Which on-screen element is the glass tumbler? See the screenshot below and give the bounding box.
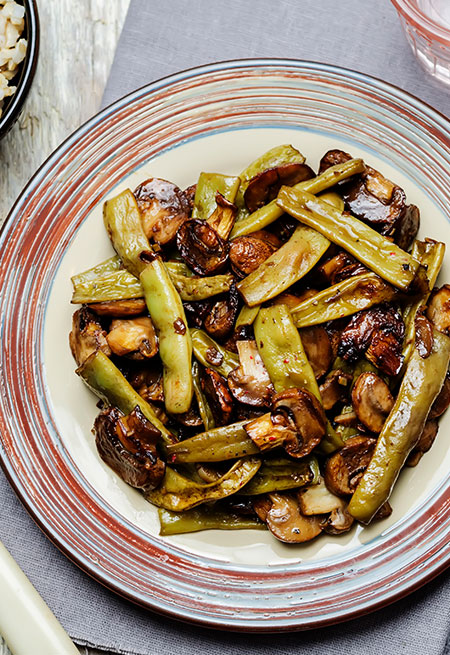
[391,0,450,85]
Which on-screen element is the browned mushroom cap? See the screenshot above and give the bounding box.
[248,230,281,249]
[372,501,393,521]
[182,300,212,329]
[134,178,190,246]
[129,366,164,404]
[299,326,333,379]
[228,341,275,407]
[272,388,327,458]
[406,419,439,467]
[206,192,238,240]
[317,251,367,286]
[319,150,419,248]
[351,372,394,433]
[324,435,377,497]
[426,285,450,335]
[204,286,239,341]
[94,406,164,491]
[319,369,352,411]
[183,183,196,214]
[201,368,234,426]
[322,507,354,534]
[106,317,158,359]
[244,163,315,213]
[429,373,450,419]
[172,405,203,428]
[87,298,147,317]
[414,311,434,359]
[229,235,278,278]
[69,306,111,366]
[253,493,322,543]
[338,305,405,376]
[176,219,229,276]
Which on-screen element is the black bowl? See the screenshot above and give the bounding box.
[0,0,39,140]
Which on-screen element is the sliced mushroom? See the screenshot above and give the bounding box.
[319,369,352,411]
[182,299,212,329]
[229,234,278,278]
[414,311,434,359]
[106,317,158,359]
[426,285,450,335]
[94,405,165,490]
[272,388,327,458]
[172,404,203,428]
[351,372,394,433]
[129,366,164,404]
[244,412,295,451]
[406,419,439,467]
[201,368,234,426]
[429,373,450,419]
[319,149,419,248]
[324,435,377,497]
[253,493,322,543]
[87,298,147,317]
[69,306,111,366]
[134,177,190,246]
[338,305,405,376]
[204,286,239,340]
[322,507,355,534]
[372,501,393,521]
[317,251,367,286]
[183,183,196,214]
[228,340,274,407]
[206,192,238,239]
[244,163,315,213]
[176,219,228,276]
[299,326,333,379]
[298,477,346,515]
[248,230,281,249]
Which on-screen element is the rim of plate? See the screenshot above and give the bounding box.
[1,58,450,631]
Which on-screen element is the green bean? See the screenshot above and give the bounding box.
[277,187,421,291]
[254,305,321,397]
[158,507,265,535]
[140,263,193,414]
[235,304,260,329]
[76,350,176,445]
[291,273,396,328]
[348,328,450,524]
[240,456,319,495]
[192,172,240,221]
[71,264,233,304]
[190,328,239,378]
[237,225,330,306]
[71,269,143,304]
[230,158,365,237]
[71,255,122,286]
[146,457,261,511]
[401,239,445,368]
[103,190,150,278]
[167,421,260,462]
[318,191,345,212]
[192,361,215,430]
[234,144,306,220]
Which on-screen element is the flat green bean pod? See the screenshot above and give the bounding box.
[190,328,239,378]
[349,329,450,523]
[277,187,421,291]
[291,273,396,328]
[158,507,265,535]
[167,421,259,463]
[192,172,240,220]
[240,456,319,495]
[146,457,261,511]
[76,350,176,445]
[231,158,365,237]
[237,225,330,306]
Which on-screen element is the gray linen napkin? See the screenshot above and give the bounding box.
[2,0,450,654]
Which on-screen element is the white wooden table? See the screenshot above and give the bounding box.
[0,1,130,653]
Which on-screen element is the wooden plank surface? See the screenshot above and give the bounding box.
[0,1,130,653]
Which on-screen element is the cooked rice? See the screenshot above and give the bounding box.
[0,0,27,118]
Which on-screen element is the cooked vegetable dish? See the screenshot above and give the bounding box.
[70,144,450,543]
